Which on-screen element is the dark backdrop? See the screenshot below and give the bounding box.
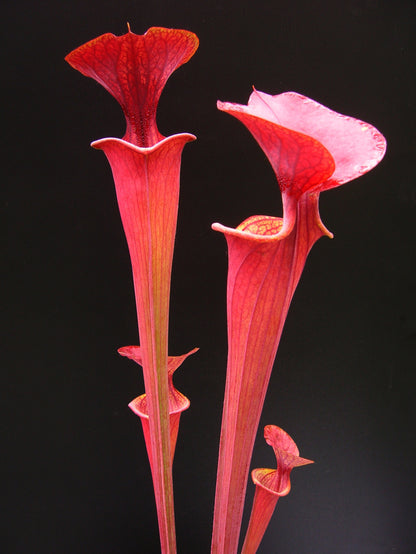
[3,1,415,553]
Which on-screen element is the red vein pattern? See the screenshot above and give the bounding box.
[211,90,386,554]
[118,346,198,469]
[241,426,313,554]
[66,27,198,554]
[66,27,198,146]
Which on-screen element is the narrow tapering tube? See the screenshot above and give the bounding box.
[211,89,386,554]
[211,199,329,554]
[65,27,199,554]
[241,426,313,554]
[92,134,194,553]
[118,346,198,469]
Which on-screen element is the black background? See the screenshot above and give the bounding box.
[3,1,416,553]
